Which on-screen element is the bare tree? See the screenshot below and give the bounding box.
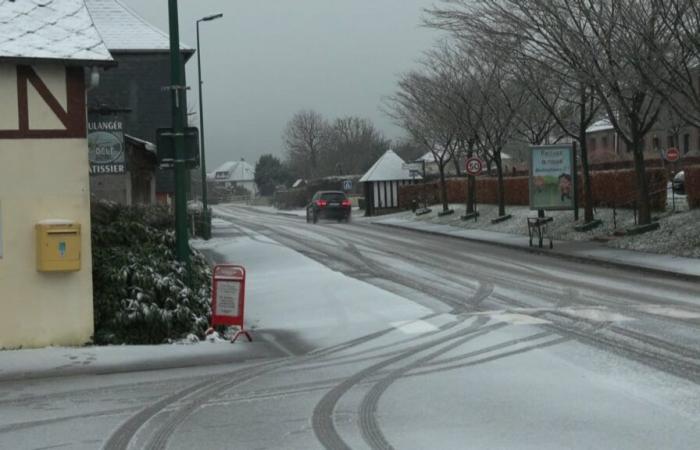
[514,61,600,223]
[466,47,527,218]
[427,0,672,225]
[647,0,700,127]
[385,70,458,213]
[283,109,328,179]
[424,43,484,214]
[323,117,390,175]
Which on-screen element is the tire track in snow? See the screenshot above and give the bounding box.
[311,318,499,450]
[357,324,509,450]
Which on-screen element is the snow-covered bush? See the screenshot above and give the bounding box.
[91,202,211,345]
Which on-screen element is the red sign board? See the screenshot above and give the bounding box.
[211,265,251,342]
[665,147,681,162]
[465,157,485,176]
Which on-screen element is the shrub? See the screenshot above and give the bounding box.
[91,202,211,345]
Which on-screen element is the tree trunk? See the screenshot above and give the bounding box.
[578,135,595,223]
[494,152,506,217]
[439,164,449,212]
[631,138,652,225]
[467,176,476,213]
[452,155,462,177]
[466,147,476,213]
[579,88,595,223]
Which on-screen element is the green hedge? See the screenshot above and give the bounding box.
[91,202,211,345]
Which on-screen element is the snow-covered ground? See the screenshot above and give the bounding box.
[244,205,308,217]
[197,214,433,351]
[0,216,432,381]
[373,198,699,259]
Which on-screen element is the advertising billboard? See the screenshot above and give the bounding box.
[88,115,125,175]
[529,144,576,210]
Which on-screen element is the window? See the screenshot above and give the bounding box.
[684,134,690,154]
[589,137,596,152]
[653,136,660,150]
[601,136,609,151]
[667,135,675,149]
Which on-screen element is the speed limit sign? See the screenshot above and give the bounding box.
[465,157,485,176]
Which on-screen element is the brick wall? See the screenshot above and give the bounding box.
[685,166,700,208]
[399,168,668,211]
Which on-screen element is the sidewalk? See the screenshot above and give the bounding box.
[0,340,279,383]
[373,217,700,280]
[1,215,433,383]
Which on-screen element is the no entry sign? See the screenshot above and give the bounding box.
[465,157,485,176]
[211,265,252,342]
[665,147,681,162]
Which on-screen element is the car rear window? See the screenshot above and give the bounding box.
[321,192,346,202]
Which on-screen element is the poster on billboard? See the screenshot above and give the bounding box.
[88,115,125,175]
[529,144,576,210]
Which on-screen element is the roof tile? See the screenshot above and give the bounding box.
[85,0,192,52]
[0,0,112,63]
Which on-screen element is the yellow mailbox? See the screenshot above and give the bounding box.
[36,221,81,272]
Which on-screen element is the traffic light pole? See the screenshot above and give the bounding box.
[167,0,190,269]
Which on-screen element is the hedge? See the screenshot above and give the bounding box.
[91,202,212,345]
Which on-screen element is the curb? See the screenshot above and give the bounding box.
[0,345,279,384]
[373,221,700,282]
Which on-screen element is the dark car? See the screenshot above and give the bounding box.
[672,171,685,195]
[306,191,352,223]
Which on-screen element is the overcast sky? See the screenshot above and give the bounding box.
[120,0,440,170]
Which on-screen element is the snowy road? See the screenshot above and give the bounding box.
[2,205,700,449]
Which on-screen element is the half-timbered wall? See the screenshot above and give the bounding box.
[0,63,94,349]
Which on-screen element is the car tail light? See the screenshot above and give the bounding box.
[341,199,352,208]
[316,199,327,207]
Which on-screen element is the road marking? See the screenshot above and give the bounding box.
[391,320,439,335]
[558,307,634,322]
[636,305,700,320]
[488,313,551,325]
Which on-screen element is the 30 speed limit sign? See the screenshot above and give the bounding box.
[465,157,485,176]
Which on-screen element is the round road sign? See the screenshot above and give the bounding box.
[465,157,485,176]
[665,147,680,162]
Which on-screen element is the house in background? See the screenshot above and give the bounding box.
[0,0,113,348]
[360,150,420,216]
[586,116,700,163]
[209,159,258,195]
[85,0,195,205]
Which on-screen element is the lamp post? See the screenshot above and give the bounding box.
[196,13,223,240]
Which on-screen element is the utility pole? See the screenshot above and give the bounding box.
[196,13,223,240]
[167,0,190,269]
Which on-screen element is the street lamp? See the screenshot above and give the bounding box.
[196,12,223,240]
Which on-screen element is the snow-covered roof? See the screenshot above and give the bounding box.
[360,150,418,182]
[0,0,113,64]
[85,0,193,52]
[587,118,614,133]
[210,160,255,182]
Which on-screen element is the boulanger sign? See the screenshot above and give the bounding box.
[88,116,125,175]
[529,144,576,210]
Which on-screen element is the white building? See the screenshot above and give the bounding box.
[360,150,420,216]
[209,159,257,195]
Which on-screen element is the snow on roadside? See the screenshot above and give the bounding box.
[608,209,700,258]
[246,205,307,217]
[195,220,433,350]
[374,203,699,259]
